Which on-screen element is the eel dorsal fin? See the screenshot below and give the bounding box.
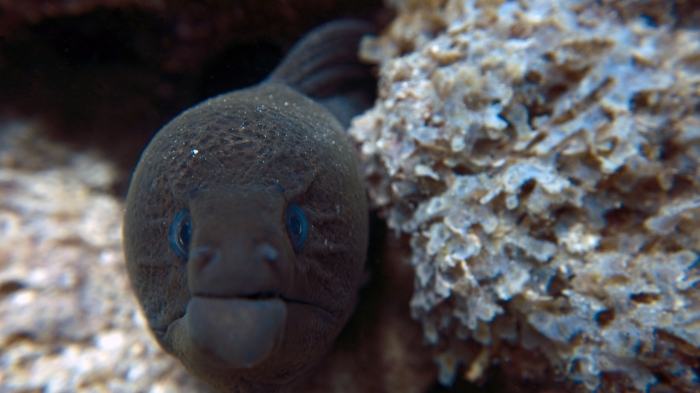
[265,19,377,128]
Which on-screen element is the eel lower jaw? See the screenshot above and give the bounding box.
[164,296,287,371]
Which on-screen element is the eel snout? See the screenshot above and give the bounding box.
[169,224,294,370]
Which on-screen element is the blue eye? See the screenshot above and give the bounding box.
[170,209,191,258]
[285,203,308,252]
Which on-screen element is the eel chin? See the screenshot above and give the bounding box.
[165,297,287,371]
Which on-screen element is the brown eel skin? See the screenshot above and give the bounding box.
[123,20,378,392]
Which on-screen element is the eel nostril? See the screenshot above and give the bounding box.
[257,243,278,262]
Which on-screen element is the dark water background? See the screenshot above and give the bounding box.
[0,0,386,193]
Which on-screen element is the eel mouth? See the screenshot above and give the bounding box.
[163,292,332,371]
[164,295,287,370]
[243,291,279,300]
[193,291,281,301]
[193,291,332,317]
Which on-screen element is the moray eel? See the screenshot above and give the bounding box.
[123,21,373,392]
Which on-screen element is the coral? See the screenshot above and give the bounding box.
[0,121,213,392]
[350,0,700,391]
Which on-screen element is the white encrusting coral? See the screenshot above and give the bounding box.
[351,0,700,391]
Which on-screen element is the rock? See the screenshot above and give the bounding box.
[350,0,700,391]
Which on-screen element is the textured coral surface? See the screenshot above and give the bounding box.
[0,121,214,392]
[351,0,700,391]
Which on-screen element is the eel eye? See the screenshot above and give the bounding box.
[170,209,191,258]
[285,203,308,252]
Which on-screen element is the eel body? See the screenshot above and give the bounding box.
[123,20,373,392]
